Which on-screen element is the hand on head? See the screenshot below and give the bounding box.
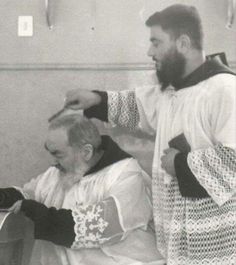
[64,89,102,110]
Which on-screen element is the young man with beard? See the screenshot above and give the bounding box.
[0,114,164,265]
[64,4,236,265]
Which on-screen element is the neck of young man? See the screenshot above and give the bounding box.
[182,50,206,78]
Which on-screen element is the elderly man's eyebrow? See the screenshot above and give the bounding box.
[150,37,157,42]
[150,37,162,43]
[44,143,61,156]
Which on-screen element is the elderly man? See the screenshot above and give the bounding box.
[64,4,236,265]
[0,114,164,265]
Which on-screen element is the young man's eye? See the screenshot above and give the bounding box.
[56,154,64,159]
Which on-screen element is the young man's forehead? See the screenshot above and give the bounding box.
[150,25,172,42]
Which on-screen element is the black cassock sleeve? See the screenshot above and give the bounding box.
[21,199,76,248]
[0,188,24,208]
[84,90,108,122]
[174,153,209,198]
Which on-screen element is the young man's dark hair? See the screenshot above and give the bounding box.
[145,4,204,50]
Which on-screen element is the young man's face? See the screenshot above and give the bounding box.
[45,128,84,175]
[147,25,186,88]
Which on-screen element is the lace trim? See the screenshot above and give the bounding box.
[152,173,236,262]
[108,90,140,130]
[188,144,236,206]
[71,203,109,249]
[168,254,236,265]
[185,211,236,233]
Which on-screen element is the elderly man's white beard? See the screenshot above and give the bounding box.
[59,169,85,190]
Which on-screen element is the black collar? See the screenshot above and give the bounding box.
[85,135,132,176]
[173,58,236,90]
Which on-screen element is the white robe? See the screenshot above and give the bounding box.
[107,73,236,265]
[21,157,164,265]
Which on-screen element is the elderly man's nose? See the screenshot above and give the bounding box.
[53,157,58,164]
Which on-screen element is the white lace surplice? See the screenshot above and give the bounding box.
[107,73,236,265]
[138,74,236,265]
[22,158,164,265]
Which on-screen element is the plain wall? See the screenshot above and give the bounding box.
[0,0,235,64]
[0,0,235,188]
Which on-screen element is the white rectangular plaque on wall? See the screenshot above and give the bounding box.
[18,16,33,37]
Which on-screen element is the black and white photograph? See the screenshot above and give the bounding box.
[0,1,235,264]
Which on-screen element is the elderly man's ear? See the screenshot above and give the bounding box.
[82,144,94,161]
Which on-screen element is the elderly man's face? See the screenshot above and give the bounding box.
[147,25,186,89]
[45,128,84,175]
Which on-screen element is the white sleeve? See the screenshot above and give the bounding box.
[107,170,152,233]
[71,197,124,249]
[209,75,236,149]
[71,166,152,249]
[11,174,43,200]
[187,75,236,206]
[20,175,42,199]
[21,167,57,201]
[188,144,236,206]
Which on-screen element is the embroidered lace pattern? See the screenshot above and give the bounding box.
[187,144,236,206]
[167,254,236,265]
[106,89,236,264]
[152,148,236,264]
[71,203,109,249]
[107,90,140,130]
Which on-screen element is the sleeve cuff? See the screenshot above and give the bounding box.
[84,90,108,122]
[21,199,47,219]
[21,200,75,248]
[0,188,24,208]
[174,152,209,198]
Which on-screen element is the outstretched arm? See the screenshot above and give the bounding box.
[65,89,140,131]
[4,162,152,249]
[0,186,123,248]
[8,197,125,249]
[65,86,159,133]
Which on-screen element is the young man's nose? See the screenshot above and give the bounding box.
[147,46,155,57]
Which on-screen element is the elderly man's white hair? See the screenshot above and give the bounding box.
[49,114,102,150]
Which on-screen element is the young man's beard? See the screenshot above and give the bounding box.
[156,47,186,90]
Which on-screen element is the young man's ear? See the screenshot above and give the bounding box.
[82,144,94,161]
[176,34,191,53]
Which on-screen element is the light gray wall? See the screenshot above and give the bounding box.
[0,0,235,187]
[0,0,235,64]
